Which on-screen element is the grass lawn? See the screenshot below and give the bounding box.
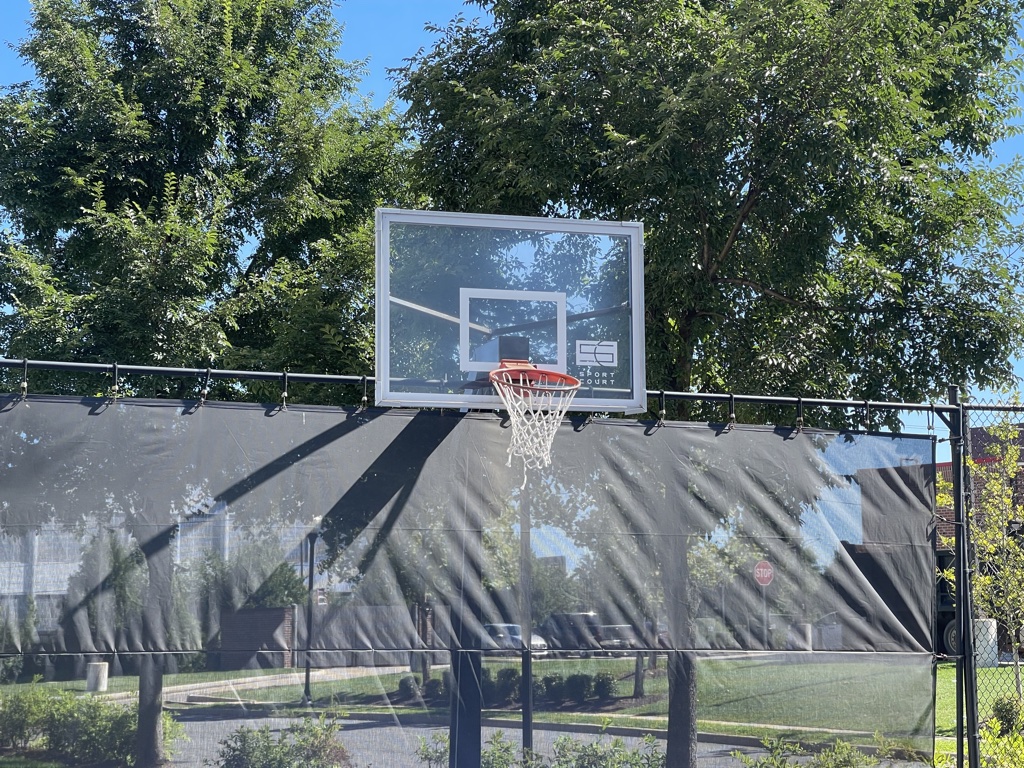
[223,655,938,750]
[5,655,994,749]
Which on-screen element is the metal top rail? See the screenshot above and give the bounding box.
[0,357,963,414]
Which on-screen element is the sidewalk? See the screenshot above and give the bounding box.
[98,664,410,706]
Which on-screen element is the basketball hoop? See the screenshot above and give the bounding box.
[489,360,580,481]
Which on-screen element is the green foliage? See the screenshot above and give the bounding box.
[0,682,181,764]
[542,673,566,704]
[210,715,352,768]
[423,676,445,702]
[494,667,522,705]
[0,0,406,400]
[549,733,665,768]
[244,562,307,609]
[417,730,665,768]
[400,0,1024,415]
[0,681,51,748]
[593,672,616,700]
[564,673,593,705]
[416,732,450,768]
[993,695,1023,736]
[399,674,421,699]
[735,738,880,768]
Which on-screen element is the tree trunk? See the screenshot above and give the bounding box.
[662,515,697,768]
[134,510,176,767]
[633,651,646,698]
[136,653,165,767]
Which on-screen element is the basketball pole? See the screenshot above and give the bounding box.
[520,478,534,755]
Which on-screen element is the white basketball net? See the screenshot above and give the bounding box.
[490,366,580,480]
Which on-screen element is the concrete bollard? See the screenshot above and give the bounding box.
[86,661,108,693]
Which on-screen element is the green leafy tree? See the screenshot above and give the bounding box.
[942,423,1024,701]
[0,0,407,402]
[0,3,405,764]
[399,0,1024,421]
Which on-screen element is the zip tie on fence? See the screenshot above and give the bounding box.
[281,371,289,410]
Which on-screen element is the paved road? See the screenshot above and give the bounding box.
[166,711,765,767]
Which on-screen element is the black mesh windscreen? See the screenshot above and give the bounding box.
[0,395,936,765]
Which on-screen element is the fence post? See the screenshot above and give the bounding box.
[950,387,980,768]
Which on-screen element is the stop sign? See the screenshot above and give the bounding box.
[754,560,774,587]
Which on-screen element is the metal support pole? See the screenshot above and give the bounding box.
[520,482,534,756]
[949,387,980,768]
[303,531,316,706]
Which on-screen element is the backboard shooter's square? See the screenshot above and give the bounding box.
[376,208,645,412]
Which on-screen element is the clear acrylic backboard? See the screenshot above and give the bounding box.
[375,209,646,412]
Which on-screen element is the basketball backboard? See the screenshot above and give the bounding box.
[375,209,646,412]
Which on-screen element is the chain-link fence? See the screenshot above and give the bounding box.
[960,400,1024,766]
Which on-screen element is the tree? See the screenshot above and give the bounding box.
[944,423,1024,700]
[0,2,405,764]
[398,0,1024,421]
[0,0,407,402]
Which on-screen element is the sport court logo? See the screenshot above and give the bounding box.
[576,340,618,367]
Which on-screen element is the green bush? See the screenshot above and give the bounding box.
[734,738,878,768]
[45,695,137,765]
[564,673,593,705]
[0,654,24,683]
[0,681,53,748]
[0,681,181,765]
[550,733,665,767]
[542,674,565,704]
[210,715,351,768]
[593,672,616,700]
[495,667,521,705]
[993,695,1022,736]
[423,676,445,702]
[399,674,421,699]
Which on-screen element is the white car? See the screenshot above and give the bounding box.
[483,623,549,656]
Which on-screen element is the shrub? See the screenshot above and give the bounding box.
[550,733,665,767]
[564,673,593,705]
[399,675,421,700]
[423,676,445,702]
[733,736,805,768]
[495,667,521,705]
[0,654,24,684]
[542,674,565,704]
[287,715,354,768]
[993,695,1022,736]
[210,715,351,768]
[43,692,182,766]
[0,681,54,748]
[417,732,450,768]
[593,672,616,700]
[807,740,877,768]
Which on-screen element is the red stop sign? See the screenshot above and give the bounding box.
[754,560,774,587]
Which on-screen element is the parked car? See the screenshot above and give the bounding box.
[540,612,603,657]
[482,623,548,656]
[600,624,640,655]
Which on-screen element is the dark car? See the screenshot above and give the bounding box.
[541,612,603,657]
[600,624,640,655]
